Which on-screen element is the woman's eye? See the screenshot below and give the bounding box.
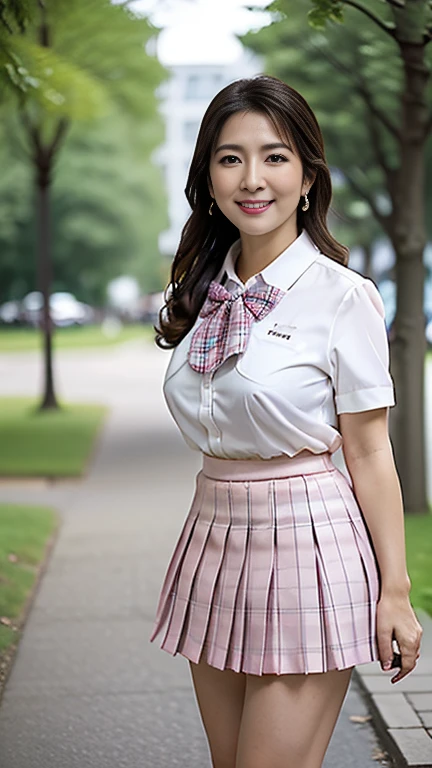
[219,154,287,165]
[219,155,239,164]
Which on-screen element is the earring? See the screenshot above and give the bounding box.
[302,192,309,212]
[209,200,214,216]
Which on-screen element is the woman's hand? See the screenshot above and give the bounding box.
[376,593,423,683]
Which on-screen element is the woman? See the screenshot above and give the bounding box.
[149,75,423,768]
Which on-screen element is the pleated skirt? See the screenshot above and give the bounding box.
[149,450,381,675]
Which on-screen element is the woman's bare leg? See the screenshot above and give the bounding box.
[189,657,246,768]
[235,666,354,768]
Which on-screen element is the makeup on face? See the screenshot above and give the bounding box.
[208,112,305,239]
[235,200,275,215]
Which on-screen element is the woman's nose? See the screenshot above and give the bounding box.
[241,161,266,191]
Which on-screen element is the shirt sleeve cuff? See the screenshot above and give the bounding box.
[335,386,396,414]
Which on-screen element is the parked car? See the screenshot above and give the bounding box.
[50,292,94,327]
[0,300,21,325]
[20,291,94,327]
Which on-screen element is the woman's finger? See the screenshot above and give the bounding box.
[390,625,423,683]
[376,603,394,670]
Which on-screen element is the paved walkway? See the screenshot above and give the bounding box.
[0,341,430,767]
[356,612,432,767]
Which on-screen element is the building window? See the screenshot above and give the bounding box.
[185,73,224,100]
[185,74,200,99]
[183,120,200,143]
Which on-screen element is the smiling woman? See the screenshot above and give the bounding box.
[155,75,346,346]
[208,111,314,279]
[149,75,422,768]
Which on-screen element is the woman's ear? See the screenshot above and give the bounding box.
[304,171,317,190]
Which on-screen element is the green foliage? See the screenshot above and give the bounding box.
[307,0,345,29]
[0,0,33,34]
[0,106,168,302]
[3,38,109,119]
[39,0,164,119]
[1,0,165,117]
[0,0,170,303]
[239,1,408,254]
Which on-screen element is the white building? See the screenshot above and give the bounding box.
[154,50,263,258]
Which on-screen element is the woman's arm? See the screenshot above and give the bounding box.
[339,407,423,683]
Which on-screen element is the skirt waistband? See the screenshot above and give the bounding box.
[201,450,335,481]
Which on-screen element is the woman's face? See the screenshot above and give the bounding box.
[208,110,313,238]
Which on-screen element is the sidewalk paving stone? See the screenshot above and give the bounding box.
[355,609,432,767]
[359,675,432,694]
[407,694,432,711]
[388,728,432,768]
[371,694,424,728]
[419,713,432,728]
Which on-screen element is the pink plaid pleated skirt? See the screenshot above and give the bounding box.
[149,450,381,675]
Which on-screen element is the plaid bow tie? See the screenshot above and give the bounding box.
[187,279,285,374]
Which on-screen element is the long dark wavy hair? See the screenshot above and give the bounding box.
[154,74,349,349]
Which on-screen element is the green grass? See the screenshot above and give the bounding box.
[0,503,58,652]
[0,398,106,476]
[0,323,155,352]
[405,511,432,617]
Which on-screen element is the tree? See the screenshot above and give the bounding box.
[0,0,168,409]
[0,109,168,305]
[243,0,432,514]
[0,1,32,33]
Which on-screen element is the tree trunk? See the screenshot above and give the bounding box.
[390,244,427,514]
[36,156,58,411]
[362,242,373,279]
[388,40,429,514]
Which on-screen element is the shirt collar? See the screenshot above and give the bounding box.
[214,229,321,292]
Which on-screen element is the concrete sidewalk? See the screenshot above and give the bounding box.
[356,610,432,767]
[0,341,429,767]
[0,403,212,768]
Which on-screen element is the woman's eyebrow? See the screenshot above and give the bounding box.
[214,142,292,154]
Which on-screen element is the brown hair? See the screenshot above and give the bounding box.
[155,74,349,349]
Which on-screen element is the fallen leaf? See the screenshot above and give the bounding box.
[349,714,372,723]
[0,617,11,626]
[372,747,388,761]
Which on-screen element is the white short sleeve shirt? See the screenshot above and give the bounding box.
[162,229,396,460]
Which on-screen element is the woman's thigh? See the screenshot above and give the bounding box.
[236,666,354,768]
[189,658,246,768]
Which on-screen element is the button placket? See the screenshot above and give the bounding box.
[199,371,222,444]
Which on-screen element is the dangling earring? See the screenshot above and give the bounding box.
[302,191,309,212]
[209,200,214,216]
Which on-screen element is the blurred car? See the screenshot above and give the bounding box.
[50,292,94,327]
[0,300,21,325]
[20,291,94,327]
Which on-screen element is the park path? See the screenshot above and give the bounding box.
[0,339,423,767]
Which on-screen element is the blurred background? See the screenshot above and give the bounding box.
[0,4,431,765]
[1,0,431,342]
